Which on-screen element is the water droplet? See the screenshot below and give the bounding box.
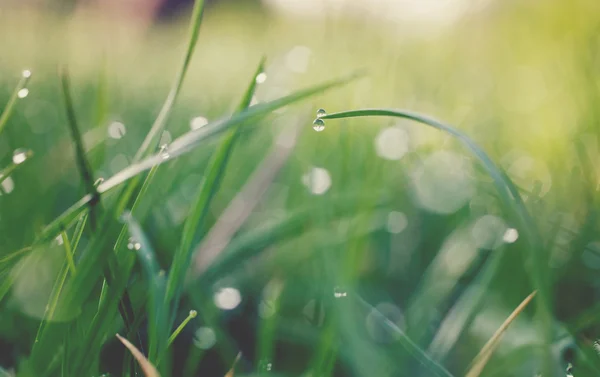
[214,287,241,310]
[193,327,217,349]
[12,148,30,165]
[22,69,32,78]
[502,228,519,243]
[258,359,273,372]
[108,121,126,139]
[1,176,15,194]
[17,88,29,99]
[160,144,170,160]
[94,177,104,187]
[387,211,408,234]
[190,116,208,130]
[301,167,331,195]
[255,72,267,84]
[316,108,327,118]
[333,287,347,298]
[312,118,325,132]
[127,237,141,251]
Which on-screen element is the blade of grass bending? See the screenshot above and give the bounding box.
[320,108,553,370]
[35,195,91,244]
[465,291,537,377]
[0,70,32,137]
[60,67,100,227]
[97,71,363,195]
[134,0,206,161]
[60,230,76,275]
[122,211,167,364]
[354,295,455,377]
[0,149,33,186]
[194,191,389,284]
[165,57,266,310]
[117,334,160,377]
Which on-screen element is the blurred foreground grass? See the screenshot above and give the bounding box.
[1,0,600,376]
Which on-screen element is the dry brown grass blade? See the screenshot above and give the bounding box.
[116,333,160,377]
[465,291,537,377]
[224,352,242,377]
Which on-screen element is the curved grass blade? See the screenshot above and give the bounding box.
[60,67,100,226]
[165,57,266,310]
[465,291,537,377]
[34,195,91,244]
[0,70,32,137]
[354,295,455,377]
[320,108,553,370]
[116,333,160,377]
[134,0,206,161]
[97,71,363,195]
[122,211,167,363]
[0,149,33,186]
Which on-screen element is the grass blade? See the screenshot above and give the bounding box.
[165,57,266,309]
[122,211,167,363]
[97,71,363,195]
[133,0,206,161]
[0,70,32,137]
[320,108,553,370]
[117,333,160,377]
[0,149,33,186]
[465,291,537,377]
[60,67,100,226]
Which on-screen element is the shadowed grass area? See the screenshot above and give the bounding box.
[1,1,600,376]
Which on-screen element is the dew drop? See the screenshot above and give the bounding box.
[214,287,241,310]
[333,286,347,298]
[502,228,519,244]
[312,118,325,132]
[127,237,141,251]
[12,148,30,165]
[94,177,104,187]
[1,176,15,194]
[160,144,170,160]
[17,88,29,99]
[316,108,327,118]
[255,72,267,84]
[22,69,32,78]
[258,359,273,372]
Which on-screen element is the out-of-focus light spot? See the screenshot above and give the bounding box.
[127,237,141,251]
[109,154,129,174]
[193,327,216,350]
[214,287,241,310]
[108,121,126,139]
[302,167,331,195]
[55,234,64,245]
[386,211,408,234]
[285,45,312,73]
[410,151,475,214]
[502,228,519,244]
[333,286,347,298]
[582,242,600,269]
[17,88,29,98]
[1,176,15,194]
[190,116,208,130]
[471,215,507,250]
[503,151,552,197]
[12,148,30,165]
[22,69,31,78]
[441,231,477,276]
[375,126,409,160]
[366,302,405,343]
[255,72,267,84]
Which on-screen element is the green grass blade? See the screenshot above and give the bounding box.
[122,211,167,364]
[34,196,91,244]
[0,70,32,137]
[133,0,206,162]
[60,230,76,275]
[320,108,553,370]
[165,57,266,308]
[0,149,33,186]
[354,295,455,377]
[97,71,363,195]
[60,67,100,225]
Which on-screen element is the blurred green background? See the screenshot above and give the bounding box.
[1,0,600,376]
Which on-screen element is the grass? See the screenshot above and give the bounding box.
[1,0,600,376]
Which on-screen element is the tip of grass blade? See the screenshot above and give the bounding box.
[116,333,160,377]
[224,352,242,377]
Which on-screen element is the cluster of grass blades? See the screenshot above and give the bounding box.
[2,1,598,377]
